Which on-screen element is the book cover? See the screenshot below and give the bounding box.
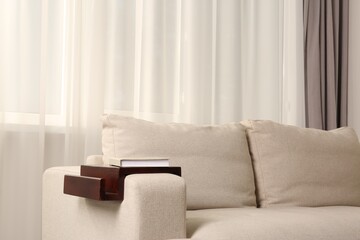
[108,157,170,167]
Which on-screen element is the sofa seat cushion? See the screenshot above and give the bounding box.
[186,207,360,240]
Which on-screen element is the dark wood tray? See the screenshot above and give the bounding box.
[64,165,181,201]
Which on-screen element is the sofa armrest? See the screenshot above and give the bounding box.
[43,167,186,240]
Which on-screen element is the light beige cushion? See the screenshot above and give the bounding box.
[186,207,360,240]
[242,120,360,207]
[102,114,256,209]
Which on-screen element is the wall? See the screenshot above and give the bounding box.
[349,0,360,134]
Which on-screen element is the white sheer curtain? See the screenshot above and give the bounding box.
[0,0,304,239]
[105,0,304,125]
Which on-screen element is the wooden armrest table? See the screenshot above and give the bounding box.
[64,165,181,201]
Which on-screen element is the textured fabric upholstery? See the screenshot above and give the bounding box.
[242,120,360,207]
[44,119,360,240]
[187,207,360,240]
[42,167,186,240]
[102,115,256,209]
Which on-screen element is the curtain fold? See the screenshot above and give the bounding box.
[0,1,305,240]
[304,0,349,130]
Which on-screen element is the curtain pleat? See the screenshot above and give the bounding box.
[304,0,349,130]
[282,0,305,126]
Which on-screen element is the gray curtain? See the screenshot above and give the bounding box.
[303,0,349,130]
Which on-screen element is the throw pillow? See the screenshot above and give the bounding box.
[102,115,256,209]
[242,120,360,207]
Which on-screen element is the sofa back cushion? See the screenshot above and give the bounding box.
[242,120,360,207]
[102,115,256,209]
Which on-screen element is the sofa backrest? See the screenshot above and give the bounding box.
[102,115,257,210]
[242,120,360,207]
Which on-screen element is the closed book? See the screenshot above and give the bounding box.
[108,157,170,167]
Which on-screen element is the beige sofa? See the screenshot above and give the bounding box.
[43,115,360,240]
